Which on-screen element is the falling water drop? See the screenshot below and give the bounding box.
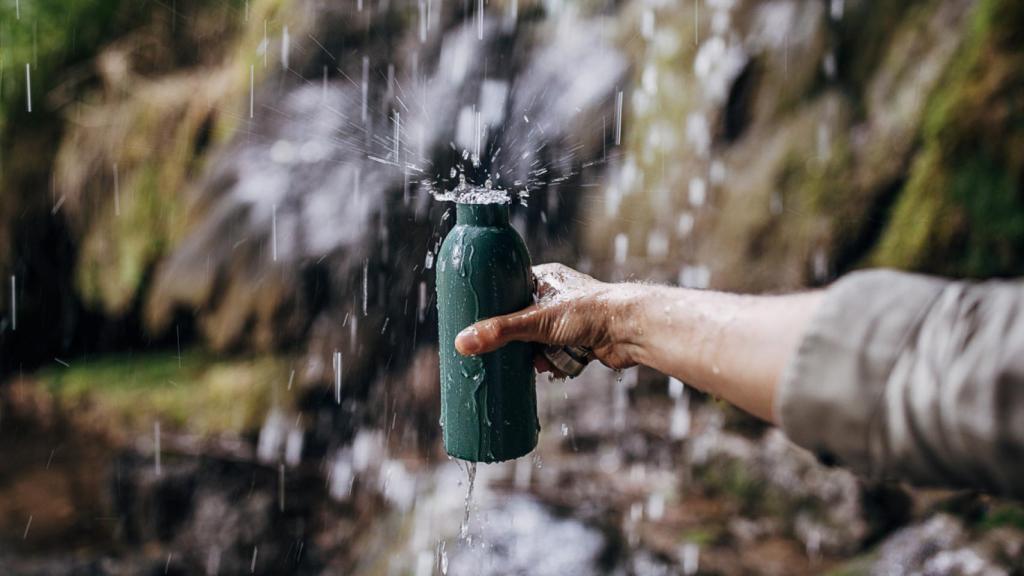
[830,0,845,20]
[688,177,706,207]
[25,63,32,113]
[477,0,484,40]
[271,204,278,262]
[694,0,700,46]
[417,281,428,322]
[362,260,369,316]
[613,370,629,430]
[333,351,343,405]
[249,64,255,118]
[387,64,395,101]
[418,0,428,43]
[394,111,401,161]
[322,65,328,102]
[614,233,628,266]
[281,26,290,70]
[154,421,162,476]
[460,462,477,541]
[361,57,369,124]
[614,90,623,146]
[669,377,691,439]
[682,542,700,575]
[439,540,449,574]
[262,20,268,68]
[350,313,357,352]
[474,107,483,163]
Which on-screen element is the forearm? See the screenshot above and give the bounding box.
[618,285,824,422]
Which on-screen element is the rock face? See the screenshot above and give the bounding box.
[585,0,1008,292]
[35,0,629,395]
[2,0,1024,574]
[0,0,1021,380]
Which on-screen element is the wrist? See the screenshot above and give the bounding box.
[604,283,657,363]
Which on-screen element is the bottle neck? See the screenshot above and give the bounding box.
[456,203,510,227]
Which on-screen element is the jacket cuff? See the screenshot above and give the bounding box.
[775,269,945,475]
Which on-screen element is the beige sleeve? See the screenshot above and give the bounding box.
[776,269,1024,498]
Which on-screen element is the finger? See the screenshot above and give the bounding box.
[534,354,553,373]
[455,305,548,356]
[533,354,569,379]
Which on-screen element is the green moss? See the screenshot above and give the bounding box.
[39,351,292,436]
[0,0,125,124]
[75,164,167,312]
[679,527,723,547]
[823,552,878,576]
[694,456,798,518]
[870,0,1024,277]
[978,503,1024,532]
[869,148,952,270]
[59,0,294,316]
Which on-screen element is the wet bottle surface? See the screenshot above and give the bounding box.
[436,202,539,462]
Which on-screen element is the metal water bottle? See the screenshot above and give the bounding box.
[436,200,539,462]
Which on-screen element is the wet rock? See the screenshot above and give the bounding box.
[448,494,608,576]
[871,514,971,575]
[690,426,869,556]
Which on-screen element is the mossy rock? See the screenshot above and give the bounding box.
[38,351,293,437]
[977,502,1024,533]
[53,0,295,317]
[870,0,1024,278]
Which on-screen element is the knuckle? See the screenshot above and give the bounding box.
[485,318,506,340]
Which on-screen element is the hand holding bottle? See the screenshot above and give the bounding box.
[455,262,822,423]
[455,263,644,375]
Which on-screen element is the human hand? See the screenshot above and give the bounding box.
[453,263,642,374]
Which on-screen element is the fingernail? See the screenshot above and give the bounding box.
[456,327,481,355]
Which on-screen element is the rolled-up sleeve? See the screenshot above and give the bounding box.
[777,269,1024,498]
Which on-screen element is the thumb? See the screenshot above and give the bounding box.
[454,305,548,356]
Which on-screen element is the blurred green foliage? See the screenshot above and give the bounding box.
[978,502,1024,532]
[872,0,1024,277]
[39,351,292,435]
[0,0,126,124]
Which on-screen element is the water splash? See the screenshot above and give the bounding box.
[438,540,449,574]
[459,461,478,543]
[430,172,511,205]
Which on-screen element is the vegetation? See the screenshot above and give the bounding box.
[871,0,1024,277]
[38,351,293,436]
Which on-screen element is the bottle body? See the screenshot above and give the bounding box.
[436,203,538,462]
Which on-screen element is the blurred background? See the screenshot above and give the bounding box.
[0,0,1022,573]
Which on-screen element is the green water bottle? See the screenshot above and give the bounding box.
[436,200,539,462]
